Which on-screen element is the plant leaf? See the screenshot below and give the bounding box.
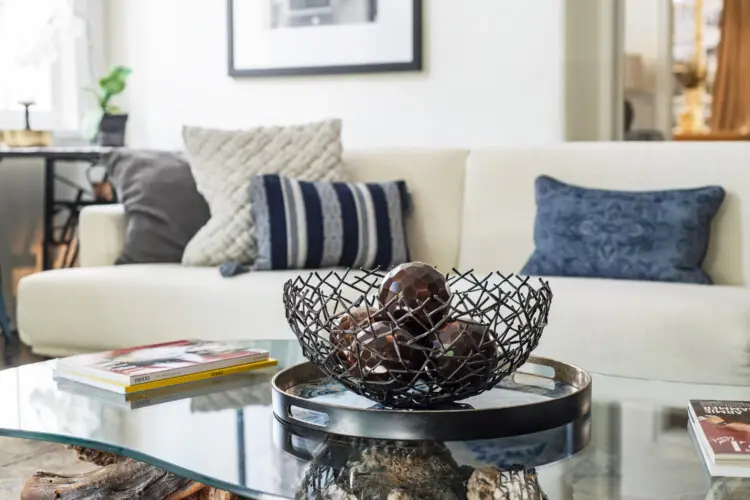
[111,66,133,77]
[99,66,132,97]
[101,79,125,96]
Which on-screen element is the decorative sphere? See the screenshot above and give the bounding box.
[330,306,380,364]
[429,320,496,388]
[378,262,451,329]
[347,321,420,386]
[331,307,379,343]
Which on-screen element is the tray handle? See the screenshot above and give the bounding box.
[286,403,332,428]
[519,359,556,378]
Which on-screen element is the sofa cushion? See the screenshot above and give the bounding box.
[533,276,750,385]
[343,150,468,272]
[250,175,411,270]
[106,149,210,264]
[18,266,750,385]
[460,144,749,285]
[80,149,470,270]
[18,265,314,355]
[182,120,345,267]
[522,175,725,284]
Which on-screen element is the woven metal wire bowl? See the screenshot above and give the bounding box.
[283,268,553,409]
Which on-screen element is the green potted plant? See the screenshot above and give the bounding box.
[85,66,132,146]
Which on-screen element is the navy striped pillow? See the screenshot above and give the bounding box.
[250,175,411,270]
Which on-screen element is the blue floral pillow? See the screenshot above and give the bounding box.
[521,176,725,284]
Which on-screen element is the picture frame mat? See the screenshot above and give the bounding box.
[228,0,423,77]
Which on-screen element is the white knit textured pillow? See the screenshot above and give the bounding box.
[181,119,344,266]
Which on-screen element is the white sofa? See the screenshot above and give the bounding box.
[17,143,750,384]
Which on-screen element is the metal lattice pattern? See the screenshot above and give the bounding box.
[283,268,553,408]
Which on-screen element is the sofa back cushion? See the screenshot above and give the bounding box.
[459,143,749,285]
[343,149,468,272]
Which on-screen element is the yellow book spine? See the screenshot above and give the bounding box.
[124,358,278,393]
[63,359,278,394]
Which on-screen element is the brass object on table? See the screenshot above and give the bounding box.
[0,129,52,147]
[0,101,53,147]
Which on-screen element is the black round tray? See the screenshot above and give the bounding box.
[271,356,591,441]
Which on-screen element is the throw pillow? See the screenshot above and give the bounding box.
[521,175,725,284]
[250,175,411,270]
[106,149,210,264]
[181,119,344,266]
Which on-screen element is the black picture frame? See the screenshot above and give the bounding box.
[227,0,423,77]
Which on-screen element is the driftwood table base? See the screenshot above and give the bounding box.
[21,446,245,500]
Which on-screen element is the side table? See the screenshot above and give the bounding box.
[0,146,116,270]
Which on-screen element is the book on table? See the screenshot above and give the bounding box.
[689,400,750,478]
[56,370,275,409]
[54,339,275,394]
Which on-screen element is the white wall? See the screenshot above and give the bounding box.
[106,0,566,150]
[623,0,672,135]
[564,0,623,141]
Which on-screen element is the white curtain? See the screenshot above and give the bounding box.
[7,0,83,66]
[0,0,85,111]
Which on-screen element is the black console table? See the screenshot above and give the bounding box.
[0,146,115,270]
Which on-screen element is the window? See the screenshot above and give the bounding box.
[0,0,82,130]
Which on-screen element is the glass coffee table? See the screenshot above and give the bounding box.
[2,339,750,499]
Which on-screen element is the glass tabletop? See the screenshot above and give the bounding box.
[2,339,750,499]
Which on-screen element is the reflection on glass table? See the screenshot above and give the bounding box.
[2,339,750,498]
[277,413,588,499]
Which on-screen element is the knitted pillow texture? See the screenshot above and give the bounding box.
[181,119,344,266]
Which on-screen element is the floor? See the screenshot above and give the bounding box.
[0,335,88,498]
[0,437,97,498]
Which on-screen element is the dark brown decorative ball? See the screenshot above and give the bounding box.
[429,320,496,388]
[378,262,451,329]
[331,307,379,344]
[330,307,380,364]
[347,321,420,386]
[394,314,434,344]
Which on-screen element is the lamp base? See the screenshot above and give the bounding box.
[0,130,52,148]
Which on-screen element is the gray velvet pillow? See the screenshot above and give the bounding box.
[106,149,210,264]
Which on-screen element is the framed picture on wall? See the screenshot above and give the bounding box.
[227,0,423,77]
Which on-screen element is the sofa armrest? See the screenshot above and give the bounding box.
[79,205,127,267]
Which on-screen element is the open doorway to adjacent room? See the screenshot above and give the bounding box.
[622,0,750,141]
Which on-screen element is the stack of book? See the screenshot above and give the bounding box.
[689,399,750,478]
[54,340,277,408]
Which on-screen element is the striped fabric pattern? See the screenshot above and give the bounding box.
[250,175,411,270]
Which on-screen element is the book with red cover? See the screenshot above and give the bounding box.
[57,340,269,386]
[689,400,750,464]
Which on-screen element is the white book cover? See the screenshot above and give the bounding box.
[55,372,272,410]
[56,339,269,386]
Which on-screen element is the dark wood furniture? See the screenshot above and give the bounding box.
[673,130,750,141]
